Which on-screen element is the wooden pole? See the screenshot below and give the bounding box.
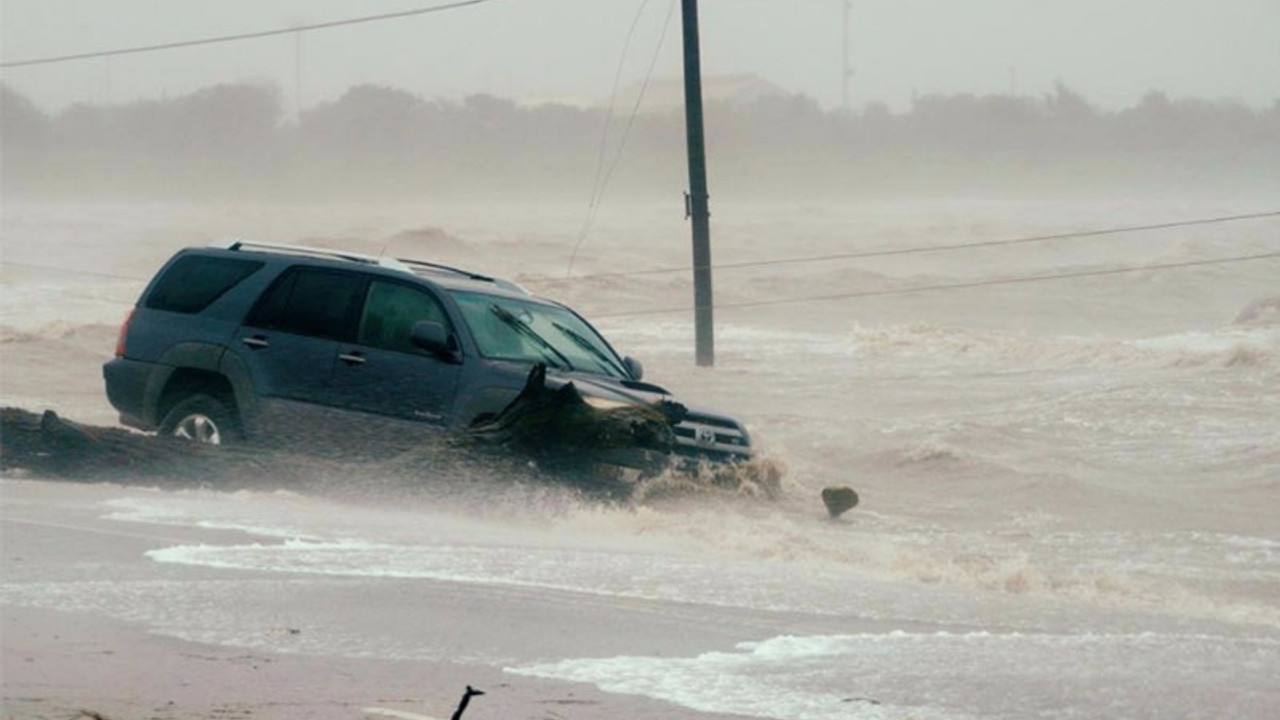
[842,1,851,108]
[681,0,714,367]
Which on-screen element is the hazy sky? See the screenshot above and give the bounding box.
[3,0,1277,114]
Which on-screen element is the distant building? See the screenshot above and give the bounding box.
[510,74,793,113]
[607,73,791,115]
[516,93,600,110]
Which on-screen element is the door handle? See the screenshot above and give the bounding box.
[242,335,269,349]
[338,351,366,365]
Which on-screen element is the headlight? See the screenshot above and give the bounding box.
[583,395,633,411]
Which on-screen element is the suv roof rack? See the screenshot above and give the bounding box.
[211,238,413,272]
[395,257,529,294]
[209,238,529,294]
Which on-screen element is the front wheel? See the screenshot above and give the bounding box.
[159,394,240,445]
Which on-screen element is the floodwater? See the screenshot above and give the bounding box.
[2,198,1278,718]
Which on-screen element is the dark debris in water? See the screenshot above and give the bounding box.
[1,366,782,505]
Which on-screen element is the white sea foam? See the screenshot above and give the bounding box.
[0,578,505,666]
[511,631,1280,720]
[104,493,324,541]
[142,516,1280,630]
[111,481,1280,630]
[145,538,891,617]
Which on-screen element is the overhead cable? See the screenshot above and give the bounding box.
[590,251,1280,318]
[0,0,500,68]
[7,220,1277,317]
[566,0,678,278]
[1,261,148,281]
[546,210,1280,284]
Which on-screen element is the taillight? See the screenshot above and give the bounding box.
[115,309,135,357]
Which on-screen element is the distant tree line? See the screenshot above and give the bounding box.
[3,81,1277,200]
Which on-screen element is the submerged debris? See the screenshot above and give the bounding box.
[821,486,859,518]
[0,407,264,483]
[466,362,685,470]
[1,367,780,503]
[450,686,484,720]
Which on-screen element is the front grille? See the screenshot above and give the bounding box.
[672,413,751,461]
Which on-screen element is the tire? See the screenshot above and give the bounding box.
[159,394,241,446]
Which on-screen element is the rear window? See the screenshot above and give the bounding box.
[146,255,264,314]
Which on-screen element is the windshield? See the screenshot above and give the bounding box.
[451,291,629,378]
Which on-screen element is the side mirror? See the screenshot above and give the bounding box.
[623,356,644,380]
[410,321,457,360]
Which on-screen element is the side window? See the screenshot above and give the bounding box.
[145,256,263,314]
[357,280,449,355]
[248,267,364,341]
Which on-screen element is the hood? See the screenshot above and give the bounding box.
[547,369,745,430]
[548,369,671,404]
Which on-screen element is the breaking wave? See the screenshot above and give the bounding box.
[897,439,971,466]
[849,322,1278,369]
[1234,294,1280,326]
[0,321,117,347]
[630,455,788,504]
[112,484,1280,631]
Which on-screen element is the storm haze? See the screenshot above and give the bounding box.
[4,78,1279,203]
[2,3,1279,720]
[4,0,1277,112]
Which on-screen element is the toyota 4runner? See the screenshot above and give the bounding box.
[103,240,752,467]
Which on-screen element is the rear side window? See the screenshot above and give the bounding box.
[247,267,365,341]
[145,255,263,314]
[357,280,450,355]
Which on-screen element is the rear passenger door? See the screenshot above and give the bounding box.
[327,279,462,424]
[234,266,365,407]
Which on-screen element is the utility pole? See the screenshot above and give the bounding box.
[294,29,302,120]
[104,57,114,105]
[681,0,714,367]
[842,1,853,109]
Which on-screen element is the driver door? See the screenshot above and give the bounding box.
[327,279,462,424]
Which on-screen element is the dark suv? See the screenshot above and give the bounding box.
[103,240,751,466]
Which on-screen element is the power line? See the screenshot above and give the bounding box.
[0,0,500,69]
[590,251,1280,318]
[0,288,137,317]
[567,0,658,279]
[1,261,148,282]
[8,250,1275,319]
[0,261,143,316]
[6,218,1276,318]
[547,210,1280,284]
[566,0,678,278]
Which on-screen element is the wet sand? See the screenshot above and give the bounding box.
[2,479,770,720]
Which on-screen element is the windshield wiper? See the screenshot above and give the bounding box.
[489,304,574,371]
[552,321,628,378]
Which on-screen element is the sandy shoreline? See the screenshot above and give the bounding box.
[3,605,746,720]
[1,479,771,720]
